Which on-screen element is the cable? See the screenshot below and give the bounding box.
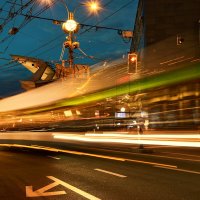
[79,0,134,35]
[78,0,115,24]
[16,1,129,59]
[26,33,64,56]
[76,48,106,62]
[0,1,134,71]
[0,1,56,51]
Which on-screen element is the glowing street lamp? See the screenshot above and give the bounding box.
[62,12,78,33]
[62,19,77,32]
[62,1,101,33]
[40,0,102,73]
[59,0,102,70]
[84,0,102,15]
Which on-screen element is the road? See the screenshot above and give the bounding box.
[0,143,200,200]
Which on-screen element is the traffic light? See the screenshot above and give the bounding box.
[128,53,137,74]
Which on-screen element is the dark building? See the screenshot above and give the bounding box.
[131,0,200,70]
[129,1,200,130]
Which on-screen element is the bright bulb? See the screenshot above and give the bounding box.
[85,0,102,14]
[62,19,78,32]
[130,57,136,62]
[120,107,126,112]
[91,2,98,10]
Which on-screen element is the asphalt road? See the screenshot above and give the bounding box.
[0,145,200,200]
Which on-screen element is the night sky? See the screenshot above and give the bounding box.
[0,0,138,97]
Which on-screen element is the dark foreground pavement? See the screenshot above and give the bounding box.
[0,144,200,200]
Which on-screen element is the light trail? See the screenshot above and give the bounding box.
[0,61,199,114]
[53,133,200,148]
[85,133,200,139]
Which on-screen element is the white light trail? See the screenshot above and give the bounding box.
[53,134,200,148]
[85,133,200,139]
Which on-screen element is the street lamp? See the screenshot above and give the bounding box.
[84,0,102,15]
[62,12,79,33]
[40,0,101,74]
[59,0,102,72]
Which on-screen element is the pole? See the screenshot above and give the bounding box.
[68,32,74,70]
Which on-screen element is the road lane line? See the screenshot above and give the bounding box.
[60,149,126,161]
[47,176,101,200]
[94,168,127,178]
[0,144,177,167]
[154,166,200,175]
[153,164,177,169]
[161,151,200,159]
[147,154,200,163]
[48,156,61,160]
[126,158,177,168]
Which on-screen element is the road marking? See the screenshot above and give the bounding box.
[26,179,66,197]
[154,164,177,169]
[162,151,200,159]
[95,168,127,178]
[48,156,61,160]
[60,149,125,161]
[154,166,200,175]
[146,153,200,163]
[48,176,101,200]
[0,144,178,167]
[126,158,177,168]
[26,176,101,199]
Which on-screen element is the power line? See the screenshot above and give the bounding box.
[79,0,134,35]
[19,0,118,58]
[0,0,134,71]
[10,12,130,32]
[1,0,130,62]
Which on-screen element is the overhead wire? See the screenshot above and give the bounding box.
[76,0,134,60]
[0,0,36,30]
[79,0,134,35]
[0,0,55,67]
[11,0,117,61]
[0,0,55,45]
[1,0,134,71]
[34,0,132,63]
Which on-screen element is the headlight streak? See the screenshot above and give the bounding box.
[57,62,200,109]
[53,133,200,148]
[85,133,200,139]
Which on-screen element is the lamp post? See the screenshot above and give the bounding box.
[59,0,101,72]
[62,12,79,70]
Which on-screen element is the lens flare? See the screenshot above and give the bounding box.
[38,0,53,6]
[84,0,102,15]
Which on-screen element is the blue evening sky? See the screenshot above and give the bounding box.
[0,0,138,97]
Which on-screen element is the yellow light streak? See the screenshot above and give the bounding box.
[53,134,200,148]
[85,133,200,139]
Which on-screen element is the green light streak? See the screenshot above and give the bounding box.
[26,62,200,113]
[58,62,200,107]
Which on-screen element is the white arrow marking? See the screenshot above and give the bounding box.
[26,179,66,197]
[26,176,101,199]
[48,176,101,200]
